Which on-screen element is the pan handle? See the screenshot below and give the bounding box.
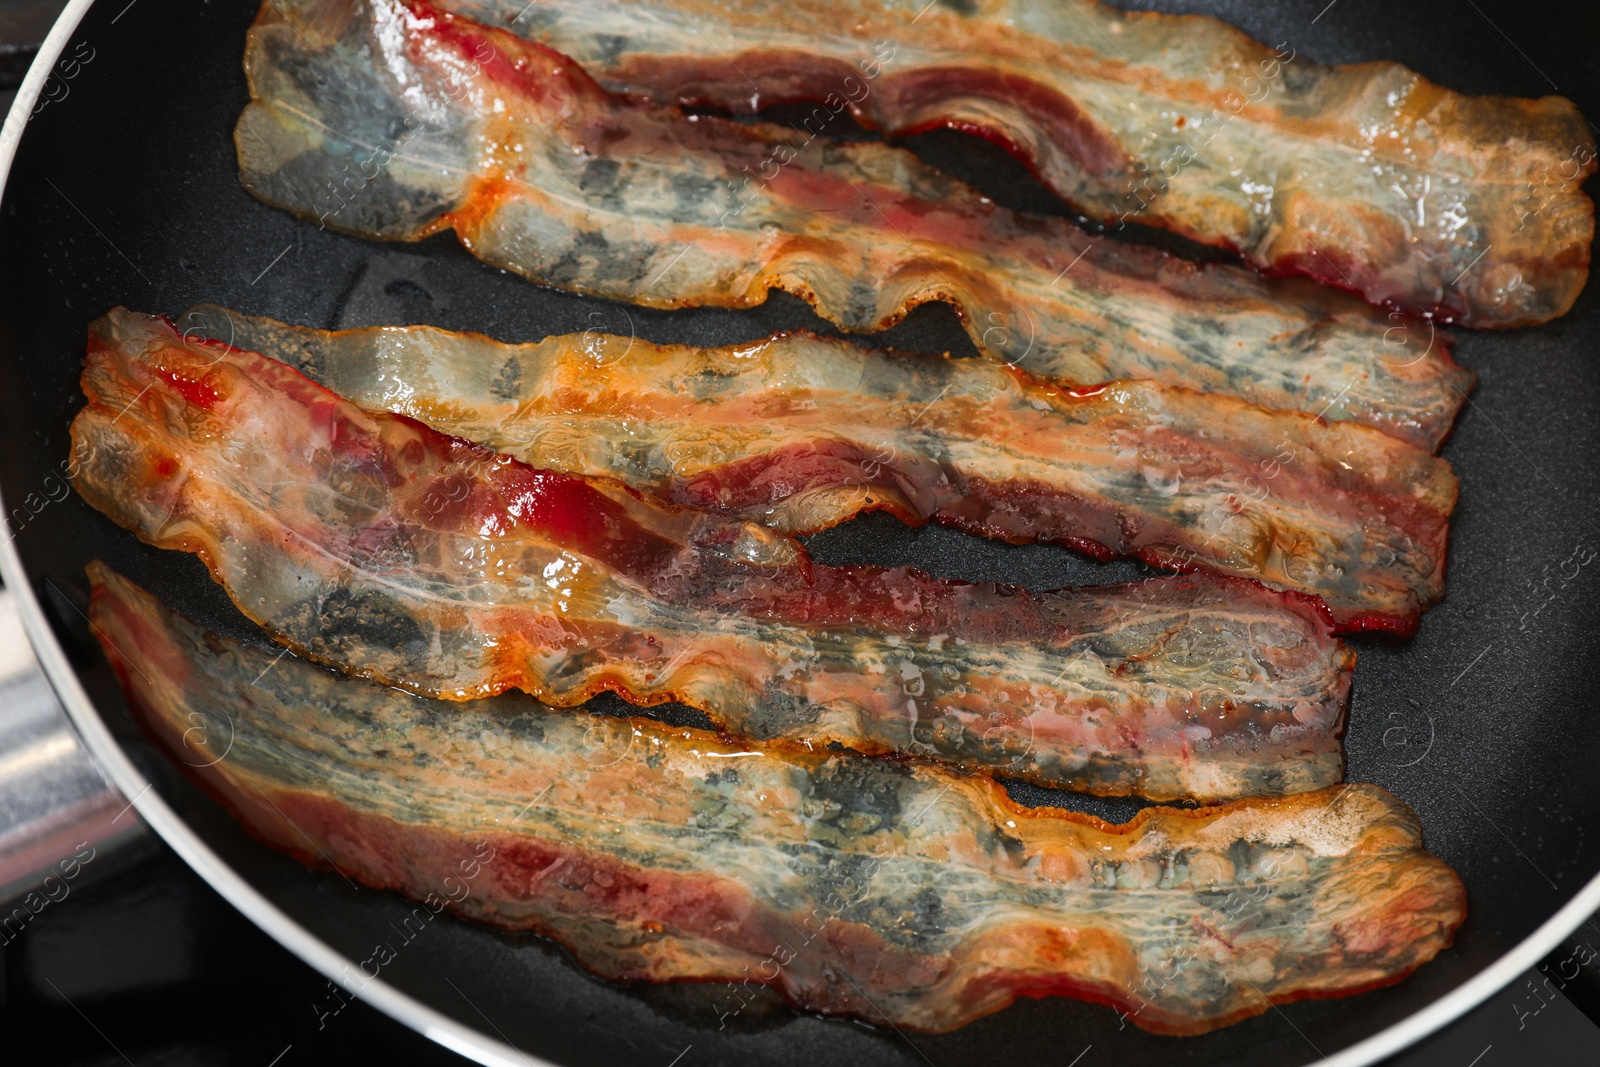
[0,586,145,910]
[1541,925,1600,1029]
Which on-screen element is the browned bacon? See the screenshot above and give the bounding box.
[181,304,1457,634]
[233,0,1475,450]
[69,308,1355,802]
[444,0,1596,327]
[89,563,1467,1036]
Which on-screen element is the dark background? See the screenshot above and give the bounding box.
[2,0,1600,1064]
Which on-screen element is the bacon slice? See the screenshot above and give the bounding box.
[88,563,1466,1036]
[438,0,1596,328]
[233,0,1474,450]
[69,309,1354,802]
[180,304,1456,634]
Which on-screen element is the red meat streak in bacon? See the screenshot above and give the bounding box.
[89,563,1467,1036]
[234,0,1477,450]
[69,311,1357,801]
[438,0,1595,327]
[173,307,1456,636]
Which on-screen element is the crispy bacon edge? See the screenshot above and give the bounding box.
[87,561,1467,1037]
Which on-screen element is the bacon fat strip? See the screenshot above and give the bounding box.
[182,304,1456,635]
[88,563,1465,1036]
[69,309,1353,802]
[440,0,1595,328]
[233,0,1473,451]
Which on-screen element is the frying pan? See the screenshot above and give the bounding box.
[2,1,1598,1063]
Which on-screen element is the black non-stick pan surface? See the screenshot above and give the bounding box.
[2,1,1599,1063]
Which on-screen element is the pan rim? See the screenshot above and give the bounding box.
[0,1,1593,1063]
